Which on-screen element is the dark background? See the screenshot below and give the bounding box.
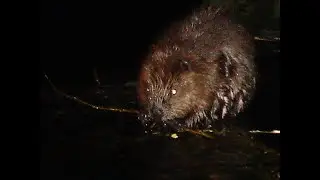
[40,0,204,86]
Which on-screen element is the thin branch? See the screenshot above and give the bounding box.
[249,130,280,134]
[254,36,280,42]
[43,72,138,114]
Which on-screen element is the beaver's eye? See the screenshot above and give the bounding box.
[180,60,191,72]
[171,89,177,95]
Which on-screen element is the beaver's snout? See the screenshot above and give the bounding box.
[150,105,164,122]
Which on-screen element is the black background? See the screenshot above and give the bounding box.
[40,0,203,86]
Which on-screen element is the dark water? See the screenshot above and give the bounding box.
[40,91,280,180]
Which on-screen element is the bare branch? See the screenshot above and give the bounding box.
[249,130,280,134]
[43,72,138,114]
[254,36,280,42]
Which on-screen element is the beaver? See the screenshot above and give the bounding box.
[137,5,256,132]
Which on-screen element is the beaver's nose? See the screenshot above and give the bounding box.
[151,105,164,122]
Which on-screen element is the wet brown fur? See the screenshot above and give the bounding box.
[137,5,256,131]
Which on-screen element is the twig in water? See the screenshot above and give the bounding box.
[249,130,280,134]
[43,72,138,114]
[254,36,280,42]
